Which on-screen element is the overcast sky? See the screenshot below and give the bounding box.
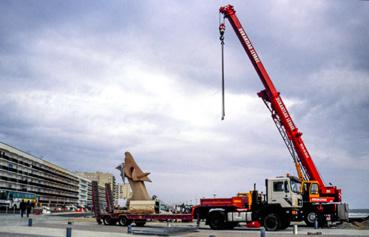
[0,0,368,208]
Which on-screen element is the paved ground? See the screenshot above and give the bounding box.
[0,214,369,237]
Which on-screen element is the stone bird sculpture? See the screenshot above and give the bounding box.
[117,152,152,200]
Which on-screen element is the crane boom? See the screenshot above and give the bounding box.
[219,5,322,185]
[219,5,341,198]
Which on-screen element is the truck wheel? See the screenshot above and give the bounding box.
[225,222,239,229]
[135,220,146,227]
[304,212,316,227]
[279,218,290,230]
[208,211,226,230]
[119,216,132,226]
[264,213,280,231]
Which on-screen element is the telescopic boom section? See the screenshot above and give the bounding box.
[219,5,324,187]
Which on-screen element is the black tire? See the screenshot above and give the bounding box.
[225,222,239,229]
[103,216,116,225]
[304,211,316,227]
[102,216,110,225]
[208,211,226,230]
[279,218,290,230]
[134,220,146,227]
[264,213,280,231]
[119,216,131,226]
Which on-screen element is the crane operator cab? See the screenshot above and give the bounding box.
[301,181,320,202]
[266,176,303,209]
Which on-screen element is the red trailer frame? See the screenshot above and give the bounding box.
[98,212,193,226]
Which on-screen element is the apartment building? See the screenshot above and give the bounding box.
[77,176,89,207]
[86,181,107,209]
[0,142,79,206]
[76,171,115,203]
[75,172,115,189]
[115,183,132,200]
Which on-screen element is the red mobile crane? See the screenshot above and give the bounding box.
[218,5,348,226]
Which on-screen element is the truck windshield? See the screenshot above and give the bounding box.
[291,180,301,194]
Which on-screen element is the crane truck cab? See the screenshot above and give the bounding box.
[266,176,302,209]
[193,176,303,231]
[256,176,302,230]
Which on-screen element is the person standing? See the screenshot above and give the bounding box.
[26,200,32,218]
[20,200,26,218]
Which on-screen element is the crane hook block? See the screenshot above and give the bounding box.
[219,23,225,39]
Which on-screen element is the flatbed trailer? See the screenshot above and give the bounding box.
[98,212,193,226]
[91,181,193,226]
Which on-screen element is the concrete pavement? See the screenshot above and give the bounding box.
[1,214,369,237]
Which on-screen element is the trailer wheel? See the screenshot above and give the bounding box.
[208,211,226,230]
[135,220,146,227]
[103,216,110,225]
[264,213,280,231]
[103,216,116,225]
[119,216,131,226]
[304,212,316,227]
